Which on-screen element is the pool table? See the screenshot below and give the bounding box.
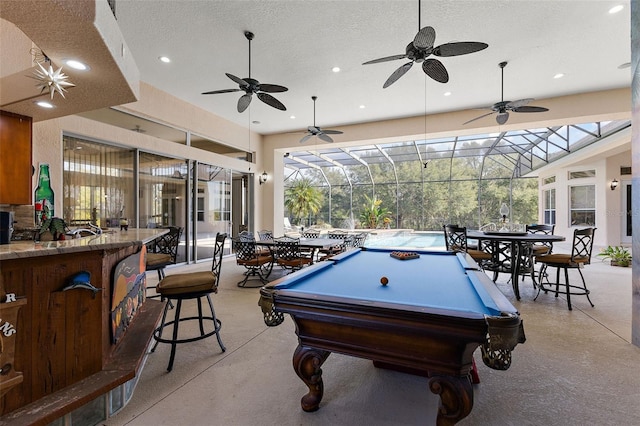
[259,248,526,426]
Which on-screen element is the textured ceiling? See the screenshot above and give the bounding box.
[0,1,632,136]
[0,0,139,122]
[114,0,631,135]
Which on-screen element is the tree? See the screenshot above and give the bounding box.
[359,194,391,229]
[284,178,323,226]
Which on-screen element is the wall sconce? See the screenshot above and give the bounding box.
[259,171,268,185]
[610,179,619,191]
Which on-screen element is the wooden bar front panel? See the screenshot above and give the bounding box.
[0,244,138,414]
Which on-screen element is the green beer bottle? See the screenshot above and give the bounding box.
[35,163,54,226]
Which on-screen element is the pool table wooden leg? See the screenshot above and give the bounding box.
[428,374,473,426]
[293,345,331,412]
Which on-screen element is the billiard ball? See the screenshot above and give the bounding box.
[380,276,389,285]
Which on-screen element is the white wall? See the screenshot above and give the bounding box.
[536,128,632,248]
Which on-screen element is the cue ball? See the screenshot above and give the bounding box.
[380,276,389,285]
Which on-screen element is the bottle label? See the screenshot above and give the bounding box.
[41,199,54,220]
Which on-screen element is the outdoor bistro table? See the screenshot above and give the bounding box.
[466,230,565,300]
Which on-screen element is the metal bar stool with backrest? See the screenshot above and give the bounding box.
[145,226,183,298]
[275,236,312,273]
[534,227,596,310]
[443,224,492,268]
[151,232,227,371]
[233,236,274,287]
[524,224,556,284]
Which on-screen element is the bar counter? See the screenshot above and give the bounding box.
[0,228,165,260]
[0,228,167,425]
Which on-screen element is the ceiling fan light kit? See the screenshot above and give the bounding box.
[463,61,550,125]
[300,96,343,143]
[201,31,288,113]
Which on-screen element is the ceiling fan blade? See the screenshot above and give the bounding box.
[462,111,495,125]
[363,54,408,65]
[512,105,549,113]
[433,41,489,57]
[496,112,510,125]
[257,92,286,111]
[201,88,241,95]
[506,98,533,109]
[422,59,449,83]
[413,26,436,49]
[383,61,413,88]
[258,83,288,93]
[318,133,334,143]
[237,93,253,113]
[300,134,313,143]
[308,126,320,133]
[226,73,249,88]
[322,130,343,135]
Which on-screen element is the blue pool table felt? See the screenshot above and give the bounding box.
[272,248,502,317]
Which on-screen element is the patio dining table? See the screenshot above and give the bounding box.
[256,237,345,264]
[466,230,565,300]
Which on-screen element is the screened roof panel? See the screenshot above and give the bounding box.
[284,120,630,182]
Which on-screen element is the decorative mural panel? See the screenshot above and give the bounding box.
[111,246,147,344]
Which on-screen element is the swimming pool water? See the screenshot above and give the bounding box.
[364,231,446,249]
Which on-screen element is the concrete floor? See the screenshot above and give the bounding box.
[103,247,640,426]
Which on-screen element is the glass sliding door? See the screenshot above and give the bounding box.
[138,152,188,263]
[63,136,134,229]
[194,163,232,260]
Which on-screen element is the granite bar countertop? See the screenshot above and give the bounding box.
[0,228,167,261]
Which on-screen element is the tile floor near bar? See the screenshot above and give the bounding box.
[103,247,640,426]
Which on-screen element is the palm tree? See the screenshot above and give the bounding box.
[285,178,323,227]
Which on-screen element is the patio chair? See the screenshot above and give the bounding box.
[275,236,313,273]
[524,224,556,284]
[534,227,596,310]
[351,232,369,248]
[443,224,492,268]
[238,230,255,241]
[526,224,556,256]
[258,230,273,241]
[146,226,183,299]
[318,230,348,261]
[301,229,320,238]
[233,237,274,287]
[151,232,227,371]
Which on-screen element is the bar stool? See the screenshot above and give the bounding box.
[535,228,596,310]
[151,232,227,371]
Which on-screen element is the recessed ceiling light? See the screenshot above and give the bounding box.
[553,73,565,79]
[609,5,624,14]
[65,59,88,70]
[290,115,296,119]
[35,101,54,108]
[444,92,451,96]
[158,56,171,63]
[359,105,365,109]
[618,62,631,69]
[332,67,340,73]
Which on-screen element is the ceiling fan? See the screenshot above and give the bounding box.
[201,31,288,113]
[300,96,343,143]
[362,0,488,88]
[463,61,550,125]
